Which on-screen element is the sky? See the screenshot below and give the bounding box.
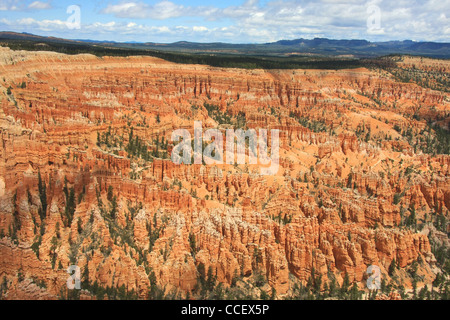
[0,0,449,43]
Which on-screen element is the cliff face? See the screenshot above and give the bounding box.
[0,47,448,299]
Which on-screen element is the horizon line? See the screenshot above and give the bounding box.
[2,30,450,46]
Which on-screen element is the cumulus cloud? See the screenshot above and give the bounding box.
[0,0,21,10]
[2,17,67,31]
[98,0,450,41]
[0,16,214,40]
[102,1,186,20]
[28,1,51,10]
[0,0,51,11]
[1,0,449,42]
[229,0,450,41]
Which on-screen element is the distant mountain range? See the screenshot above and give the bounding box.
[1,31,449,58]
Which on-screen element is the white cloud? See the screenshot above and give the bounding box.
[0,0,20,11]
[102,1,185,20]
[210,0,450,42]
[0,0,51,11]
[28,1,51,10]
[192,26,207,32]
[1,0,449,42]
[0,16,215,40]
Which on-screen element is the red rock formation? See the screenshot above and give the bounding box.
[0,47,448,299]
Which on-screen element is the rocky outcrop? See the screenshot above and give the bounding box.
[0,48,448,299]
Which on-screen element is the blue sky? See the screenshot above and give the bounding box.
[0,0,449,43]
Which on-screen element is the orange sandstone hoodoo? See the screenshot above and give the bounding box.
[0,47,448,300]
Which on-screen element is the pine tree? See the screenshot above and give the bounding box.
[340,273,350,298]
[347,173,353,188]
[206,266,216,291]
[110,195,117,219]
[350,283,360,300]
[189,232,197,257]
[82,265,90,289]
[64,180,76,226]
[37,170,47,221]
[107,186,114,202]
[388,258,397,276]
